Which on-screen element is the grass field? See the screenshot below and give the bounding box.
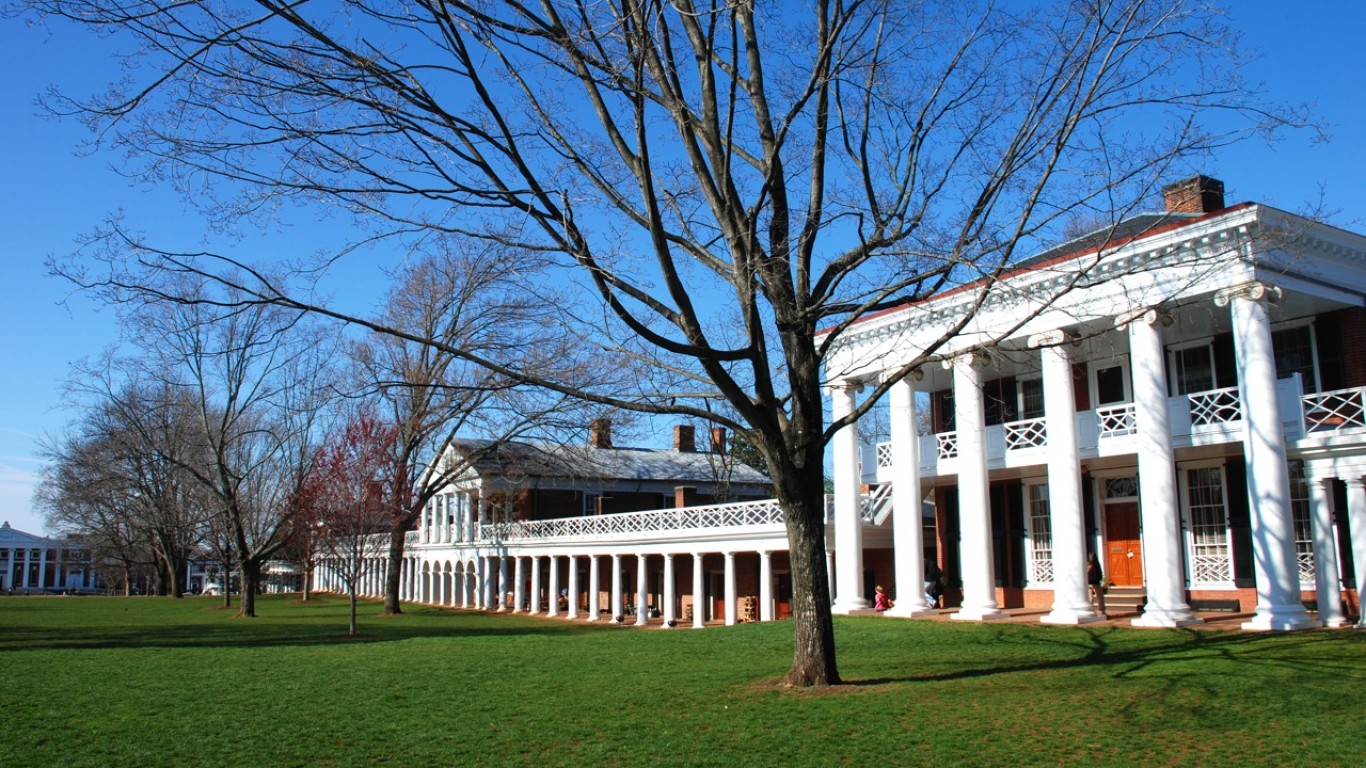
[1,595,1360,767]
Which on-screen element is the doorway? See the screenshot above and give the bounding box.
[1103,501,1143,586]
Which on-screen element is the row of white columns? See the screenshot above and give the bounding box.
[831,280,1341,630]
[423,491,482,544]
[386,550,783,628]
[1,547,50,591]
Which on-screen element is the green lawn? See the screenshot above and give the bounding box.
[1,595,1359,767]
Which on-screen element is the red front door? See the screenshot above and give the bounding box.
[1104,502,1143,586]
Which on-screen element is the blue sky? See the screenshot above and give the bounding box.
[2,3,1364,535]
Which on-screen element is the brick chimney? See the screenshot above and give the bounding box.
[1162,175,1225,214]
[588,418,612,449]
[710,427,727,454]
[673,424,696,452]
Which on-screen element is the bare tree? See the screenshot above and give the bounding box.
[38,380,212,597]
[30,0,1301,684]
[346,240,590,614]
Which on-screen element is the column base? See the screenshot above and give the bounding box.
[831,598,872,615]
[1040,608,1107,626]
[883,606,939,619]
[951,607,1009,622]
[1131,608,1201,628]
[1241,605,1319,631]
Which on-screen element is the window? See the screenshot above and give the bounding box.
[1272,325,1318,394]
[1288,465,1314,584]
[1172,345,1215,395]
[1095,364,1128,405]
[1186,467,1231,582]
[583,493,601,516]
[1019,379,1044,420]
[1027,484,1053,583]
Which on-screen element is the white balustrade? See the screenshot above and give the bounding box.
[1189,386,1242,426]
[1302,386,1366,433]
[1096,404,1137,437]
[1003,417,1048,450]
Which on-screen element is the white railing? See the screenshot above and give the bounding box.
[489,498,785,541]
[1097,403,1137,437]
[862,483,893,523]
[1004,417,1048,450]
[876,442,894,469]
[1297,552,1315,584]
[1029,558,1054,584]
[1189,386,1242,426]
[405,530,422,546]
[1302,386,1366,433]
[937,431,959,459]
[1190,553,1232,584]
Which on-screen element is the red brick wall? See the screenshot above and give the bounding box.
[1339,307,1366,387]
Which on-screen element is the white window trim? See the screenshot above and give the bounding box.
[1178,459,1236,590]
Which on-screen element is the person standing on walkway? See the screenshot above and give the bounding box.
[1087,553,1107,615]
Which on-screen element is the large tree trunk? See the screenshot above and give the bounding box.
[239,558,262,617]
[382,519,412,615]
[772,453,840,687]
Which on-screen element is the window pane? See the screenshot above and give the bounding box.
[1095,365,1126,405]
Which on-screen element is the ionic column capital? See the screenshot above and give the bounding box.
[1214,281,1281,308]
[941,349,991,370]
[1115,307,1174,330]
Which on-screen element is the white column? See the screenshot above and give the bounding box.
[546,555,560,618]
[635,554,649,626]
[887,377,933,618]
[949,354,1007,622]
[486,556,498,609]
[1219,284,1317,630]
[692,553,706,628]
[1036,334,1102,625]
[723,551,738,626]
[758,550,774,622]
[1347,478,1366,629]
[1124,310,1200,628]
[514,556,526,612]
[587,555,602,621]
[611,554,624,622]
[38,548,48,590]
[529,556,542,614]
[422,501,431,544]
[830,382,869,613]
[1308,479,1346,627]
[826,550,835,602]
[566,555,579,620]
[661,553,676,628]
[497,554,509,612]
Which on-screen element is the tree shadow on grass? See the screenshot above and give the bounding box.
[840,623,1363,689]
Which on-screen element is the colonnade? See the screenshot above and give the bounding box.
[829,281,1341,629]
[345,548,792,628]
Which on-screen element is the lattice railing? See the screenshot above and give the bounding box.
[1029,558,1054,584]
[488,498,786,542]
[1004,417,1047,450]
[937,431,959,459]
[1190,552,1232,583]
[876,442,894,469]
[1297,552,1315,584]
[1097,403,1137,437]
[405,530,422,546]
[1302,386,1366,433]
[1189,387,1242,426]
